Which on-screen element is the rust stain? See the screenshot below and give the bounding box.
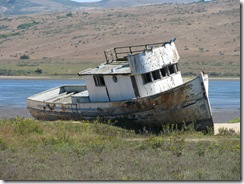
[47,103,55,111]
[61,104,66,112]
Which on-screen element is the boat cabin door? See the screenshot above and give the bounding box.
[131,76,140,97]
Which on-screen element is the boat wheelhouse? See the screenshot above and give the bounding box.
[78,39,182,102]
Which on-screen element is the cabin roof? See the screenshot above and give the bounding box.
[78,61,131,76]
[78,38,178,76]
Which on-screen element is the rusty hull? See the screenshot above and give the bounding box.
[27,72,213,130]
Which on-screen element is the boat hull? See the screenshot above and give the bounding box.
[27,72,213,130]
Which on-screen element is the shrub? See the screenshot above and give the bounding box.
[0,138,7,151]
[20,54,30,59]
[218,128,237,136]
[0,32,20,39]
[17,21,39,30]
[66,12,73,17]
[35,68,42,74]
[13,117,43,135]
[147,136,164,149]
[82,12,89,15]
[168,135,185,156]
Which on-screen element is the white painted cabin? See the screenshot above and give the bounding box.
[78,40,183,102]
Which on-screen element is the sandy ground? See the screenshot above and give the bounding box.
[214,122,240,135]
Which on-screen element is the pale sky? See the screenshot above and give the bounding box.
[70,0,101,2]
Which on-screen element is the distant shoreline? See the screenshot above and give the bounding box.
[0,75,240,80]
[0,75,81,80]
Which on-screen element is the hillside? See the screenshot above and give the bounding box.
[0,0,240,77]
[0,0,197,15]
[0,0,81,15]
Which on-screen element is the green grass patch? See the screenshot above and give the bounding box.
[0,69,38,76]
[0,32,20,39]
[0,117,240,180]
[229,117,240,123]
[0,59,97,77]
[0,58,240,78]
[17,21,39,30]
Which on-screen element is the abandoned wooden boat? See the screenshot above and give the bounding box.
[27,38,213,130]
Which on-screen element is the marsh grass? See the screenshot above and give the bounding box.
[0,117,240,180]
[0,59,97,76]
[229,117,240,123]
[217,128,238,136]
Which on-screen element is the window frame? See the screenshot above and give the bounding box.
[174,63,179,73]
[93,75,106,87]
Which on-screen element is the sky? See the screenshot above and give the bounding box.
[70,0,101,2]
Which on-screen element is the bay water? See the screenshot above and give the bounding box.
[0,79,240,111]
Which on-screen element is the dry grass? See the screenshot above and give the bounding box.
[0,117,240,180]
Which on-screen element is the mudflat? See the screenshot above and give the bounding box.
[0,107,33,119]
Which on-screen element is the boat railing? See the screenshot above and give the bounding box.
[104,42,163,63]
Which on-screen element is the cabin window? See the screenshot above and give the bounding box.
[142,72,152,84]
[94,76,105,86]
[168,65,175,75]
[160,67,168,77]
[152,70,161,80]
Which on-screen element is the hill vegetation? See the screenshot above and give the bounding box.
[0,0,240,78]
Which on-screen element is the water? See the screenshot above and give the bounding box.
[209,80,240,110]
[0,79,84,108]
[0,79,240,111]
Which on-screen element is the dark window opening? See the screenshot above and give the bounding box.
[160,67,168,77]
[142,72,152,84]
[168,65,175,75]
[94,76,105,86]
[152,70,161,80]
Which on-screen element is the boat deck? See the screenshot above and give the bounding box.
[44,90,90,104]
[45,92,74,104]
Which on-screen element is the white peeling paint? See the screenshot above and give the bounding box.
[128,43,180,75]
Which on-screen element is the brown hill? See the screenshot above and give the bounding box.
[0,0,80,15]
[0,0,197,15]
[0,0,240,77]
